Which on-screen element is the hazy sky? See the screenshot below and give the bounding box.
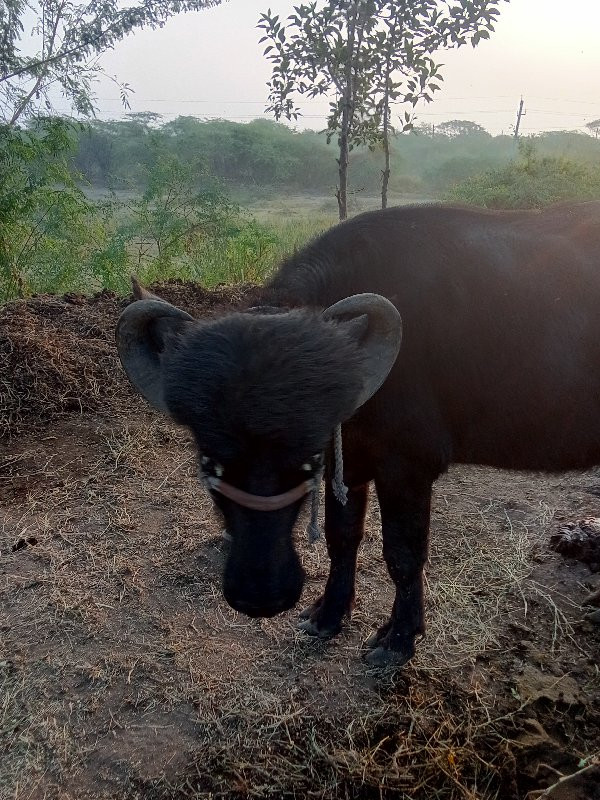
[80,0,600,135]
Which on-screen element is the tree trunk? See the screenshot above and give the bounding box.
[381,101,390,210]
[337,0,359,222]
[380,15,397,210]
[8,1,66,126]
[337,104,350,221]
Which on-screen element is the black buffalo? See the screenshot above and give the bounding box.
[117,201,600,666]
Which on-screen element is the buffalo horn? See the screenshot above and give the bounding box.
[323,293,402,410]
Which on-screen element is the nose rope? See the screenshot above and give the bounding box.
[306,423,348,544]
[200,427,348,545]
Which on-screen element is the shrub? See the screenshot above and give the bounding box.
[0,119,93,301]
[0,120,333,301]
[447,141,600,209]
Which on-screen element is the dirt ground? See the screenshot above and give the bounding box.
[1,286,599,800]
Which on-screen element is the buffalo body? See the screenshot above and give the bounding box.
[117,202,600,665]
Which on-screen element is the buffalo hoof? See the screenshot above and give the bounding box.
[364,645,413,668]
[364,629,385,650]
[298,601,319,620]
[363,623,416,668]
[297,598,343,639]
[297,618,340,638]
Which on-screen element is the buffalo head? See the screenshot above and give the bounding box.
[116,287,402,618]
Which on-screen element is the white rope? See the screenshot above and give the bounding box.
[306,424,348,543]
[332,423,348,505]
[199,437,348,546]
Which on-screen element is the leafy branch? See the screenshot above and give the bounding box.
[0,1,224,125]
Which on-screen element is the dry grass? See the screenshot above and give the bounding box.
[0,293,124,438]
[2,412,598,799]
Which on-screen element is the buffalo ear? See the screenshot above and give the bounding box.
[323,293,402,411]
[116,296,194,413]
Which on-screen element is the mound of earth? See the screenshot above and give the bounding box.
[551,518,600,571]
[0,282,258,438]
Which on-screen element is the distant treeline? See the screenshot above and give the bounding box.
[72,114,600,197]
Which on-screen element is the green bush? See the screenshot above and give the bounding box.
[447,141,600,209]
[423,155,503,190]
[0,126,307,300]
[98,147,241,290]
[0,119,94,301]
[91,146,306,290]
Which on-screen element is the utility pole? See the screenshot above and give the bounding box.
[514,96,525,140]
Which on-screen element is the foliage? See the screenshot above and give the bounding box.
[0,1,228,300]
[75,113,165,187]
[4,113,600,302]
[436,119,490,138]
[99,153,332,288]
[586,119,600,138]
[0,121,331,301]
[71,115,600,197]
[258,0,381,220]
[0,118,94,301]
[100,147,241,290]
[258,0,508,215]
[0,0,223,125]
[74,116,340,191]
[423,155,500,189]
[361,1,505,207]
[446,140,600,209]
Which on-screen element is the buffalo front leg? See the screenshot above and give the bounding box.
[365,472,432,667]
[299,481,368,639]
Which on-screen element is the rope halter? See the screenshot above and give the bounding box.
[199,426,348,544]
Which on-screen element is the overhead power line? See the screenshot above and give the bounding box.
[52,98,600,134]
[93,94,600,108]
[70,108,600,119]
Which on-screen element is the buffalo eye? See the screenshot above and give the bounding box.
[300,453,324,473]
[200,455,224,478]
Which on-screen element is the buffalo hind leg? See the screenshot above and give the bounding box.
[365,471,432,667]
[299,481,368,639]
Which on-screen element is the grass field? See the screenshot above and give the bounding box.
[1,187,435,303]
[64,190,433,296]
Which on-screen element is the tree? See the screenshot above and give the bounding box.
[0,1,223,126]
[0,117,92,300]
[437,119,490,138]
[259,1,380,221]
[259,0,507,218]
[73,113,165,187]
[102,146,239,287]
[366,1,503,209]
[586,119,600,139]
[412,121,437,137]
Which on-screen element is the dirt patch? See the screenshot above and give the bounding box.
[1,285,600,800]
[537,764,600,799]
